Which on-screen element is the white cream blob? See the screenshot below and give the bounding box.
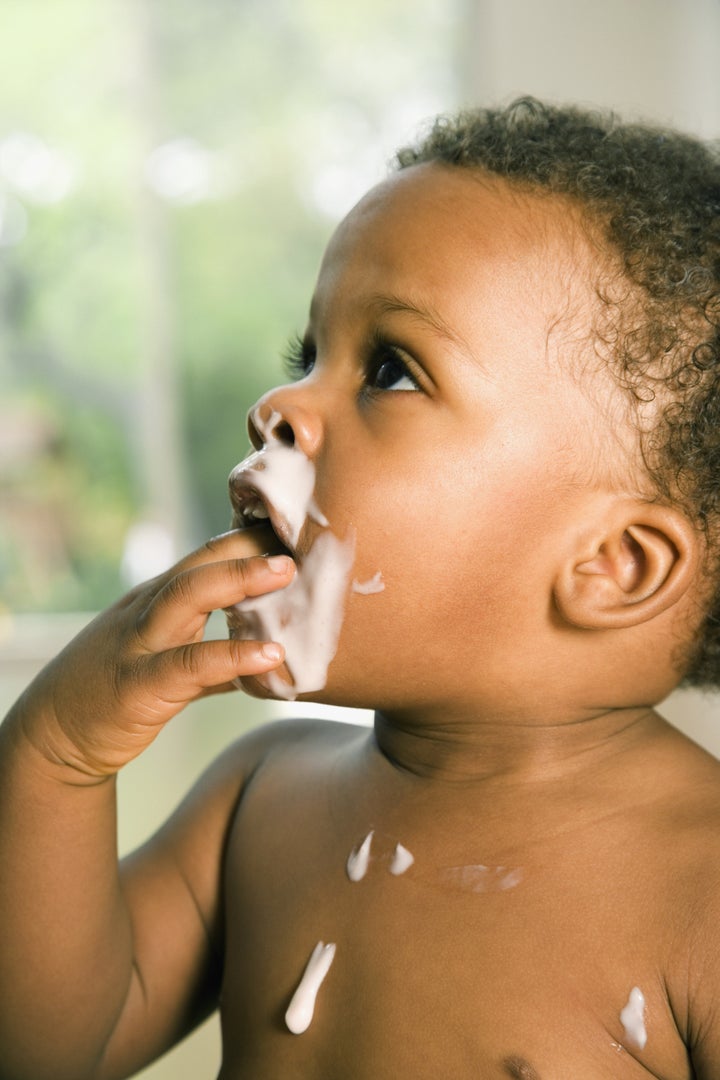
[227,426,357,700]
[389,842,414,876]
[231,443,327,550]
[346,832,414,879]
[619,986,647,1050]
[346,830,374,882]
[352,571,385,595]
[232,528,355,700]
[285,941,336,1035]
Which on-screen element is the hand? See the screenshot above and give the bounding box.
[9,529,295,780]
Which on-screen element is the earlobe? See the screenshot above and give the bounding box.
[554,505,700,630]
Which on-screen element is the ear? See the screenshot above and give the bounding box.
[554,503,700,630]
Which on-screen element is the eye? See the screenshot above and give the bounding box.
[283,332,316,380]
[366,341,420,393]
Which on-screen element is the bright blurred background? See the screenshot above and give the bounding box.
[1,1,719,1076]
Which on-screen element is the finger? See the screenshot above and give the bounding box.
[172,527,284,575]
[118,528,282,610]
[137,554,295,652]
[141,637,286,707]
[197,679,242,699]
[114,527,285,618]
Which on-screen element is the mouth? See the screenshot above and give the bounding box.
[231,484,295,558]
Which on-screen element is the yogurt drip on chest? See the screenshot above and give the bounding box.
[285,941,336,1034]
[227,415,356,700]
[619,986,647,1050]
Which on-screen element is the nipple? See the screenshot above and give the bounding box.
[619,986,647,1050]
[285,941,336,1035]
[503,1057,542,1080]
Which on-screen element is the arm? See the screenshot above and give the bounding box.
[678,852,720,1079]
[0,530,294,1080]
[687,954,720,1078]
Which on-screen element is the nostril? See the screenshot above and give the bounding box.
[248,404,296,449]
[273,419,295,446]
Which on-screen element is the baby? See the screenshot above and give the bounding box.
[2,98,720,1079]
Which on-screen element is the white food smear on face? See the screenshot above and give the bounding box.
[619,986,647,1050]
[352,571,385,595]
[346,830,374,881]
[232,442,327,550]
[227,414,360,700]
[233,528,355,700]
[285,941,336,1035]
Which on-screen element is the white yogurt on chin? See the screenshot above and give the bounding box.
[232,527,355,699]
[227,427,357,701]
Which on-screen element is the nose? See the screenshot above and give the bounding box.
[247,386,323,457]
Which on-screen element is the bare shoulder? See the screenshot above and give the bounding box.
[657,721,720,841]
[131,716,367,872]
[193,715,369,807]
[224,714,369,764]
[648,721,720,893]
[650,723,720,1076]
[216,715,372,828]
[127,711,365,907]
[138,716,370,892]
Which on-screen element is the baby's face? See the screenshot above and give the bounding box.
[234,163,632,714]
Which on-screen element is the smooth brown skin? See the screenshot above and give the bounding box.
[2,164,720,1079]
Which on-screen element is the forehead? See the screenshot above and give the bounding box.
[311,163,595,342]
[310,164,642,490]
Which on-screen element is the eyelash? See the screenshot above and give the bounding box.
[282,332,420,394]
[283,333,316,380]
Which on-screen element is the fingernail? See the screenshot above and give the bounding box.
[267,555,292,574]
[261,642,284,662]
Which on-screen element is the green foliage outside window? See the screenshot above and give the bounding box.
[0,0,457,613]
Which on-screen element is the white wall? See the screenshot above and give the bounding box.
[457,0,720,136]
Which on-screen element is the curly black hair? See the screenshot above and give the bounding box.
[396,97,720,687]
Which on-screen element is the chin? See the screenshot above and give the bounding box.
[236,664,308,703]
[234,672,278,700]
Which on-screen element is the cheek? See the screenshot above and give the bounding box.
[342,475,564,647]
[315,416,574,621]
[339,523,502,666]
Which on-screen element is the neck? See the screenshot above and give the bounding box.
[372,704,660,786]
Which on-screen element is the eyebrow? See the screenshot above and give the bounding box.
[369,292,471,352]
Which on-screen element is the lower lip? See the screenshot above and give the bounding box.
[269,516,295,558]
[235,520,290,557]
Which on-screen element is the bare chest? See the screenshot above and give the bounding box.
[216,798,694,1080]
